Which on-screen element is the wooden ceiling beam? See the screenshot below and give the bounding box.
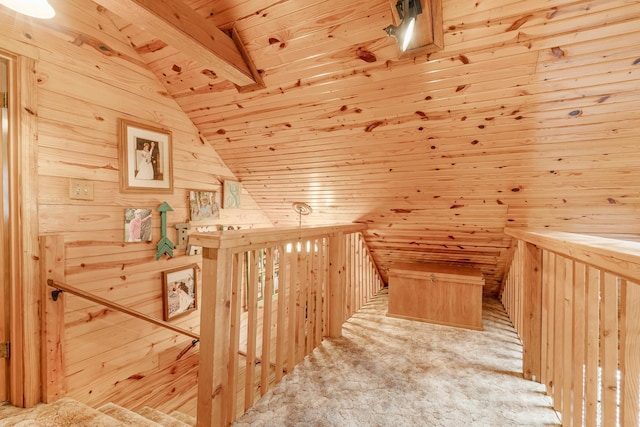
[93,0,257,87]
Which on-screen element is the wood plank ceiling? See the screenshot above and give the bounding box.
[98,0,640,296]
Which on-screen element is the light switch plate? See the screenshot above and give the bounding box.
[69,179,94,200]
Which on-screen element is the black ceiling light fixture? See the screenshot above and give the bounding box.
[384,0,423,51]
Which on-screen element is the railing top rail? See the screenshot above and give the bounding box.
[46,279,200,341]
[505,228,640,283]
[189,223,367,250]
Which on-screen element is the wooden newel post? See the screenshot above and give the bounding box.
[197,246,233,426]
[40,234,66,402]
[522,242,542,382]
[328,232,346,338]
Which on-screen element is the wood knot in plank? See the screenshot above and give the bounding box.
[356,47,377,63]
[551,47,565,58]
[364,121,384,132]
[506,15,532,31]
[127,374,144,380]
[136,40,167,54]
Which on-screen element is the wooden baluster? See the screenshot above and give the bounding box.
[347,234,353,316]
[572,262,587,427]
[305,241,314,355]
[314,239,324,347]
[322,238,330,337]
[522,242,542,382]
[584,265,600,426]
[561,257,573,425]
[296,245,307,362]
[260,247,274,396]
[328,232,346,338]
[600,272,618,427]
[275,244,287,383]
[227,252,242,422]
[540,249,551,388]
[620,280,640,427]
[286,247,297,374]
[244,251,258,411]
[552,253,563,413]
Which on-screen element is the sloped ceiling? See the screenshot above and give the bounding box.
[99,0,640,296]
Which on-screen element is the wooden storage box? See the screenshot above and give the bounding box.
[387,263,485,330]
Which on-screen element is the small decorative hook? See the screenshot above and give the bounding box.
[430,273,436,283]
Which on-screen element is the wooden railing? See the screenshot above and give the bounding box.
[501,229,640,427]
[188,224,383,426]
[46,279,200,341]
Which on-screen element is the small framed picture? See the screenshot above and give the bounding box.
[124,208,153,242]
[162,264,198,321]
[189,190,220,221]
[118,118,173,193]
[223,180,242,209]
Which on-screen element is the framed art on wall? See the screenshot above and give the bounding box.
[223,180,242,209]
[162,264,198,321]
[189,190,220,221]
[119,119,173,193]
[124,208,152,242]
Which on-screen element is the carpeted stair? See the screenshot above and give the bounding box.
[0,398,195,426]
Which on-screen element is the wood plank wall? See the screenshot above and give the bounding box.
[0,0,273,415]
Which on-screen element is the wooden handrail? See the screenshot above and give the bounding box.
[46,279,199,340]
[189,223,367,250]
[505,228,640,283]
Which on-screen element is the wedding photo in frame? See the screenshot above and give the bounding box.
[118,118,173,193]
[162,264,198,321]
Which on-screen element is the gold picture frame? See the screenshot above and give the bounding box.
[118,119,173,193]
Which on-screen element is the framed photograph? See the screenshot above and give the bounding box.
[223,180,242,209]
[119,119,173,193]
[124,208,153,242]
[189,190,220,221]
[162,264,198,321]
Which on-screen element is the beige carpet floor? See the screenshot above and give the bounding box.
[233,289,561,427]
